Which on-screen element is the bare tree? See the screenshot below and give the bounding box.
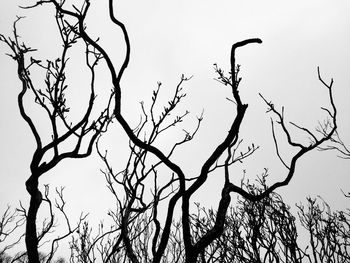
[1,1,339,263]
[94,35,336,261]
[0,6,112,263]
[0,186,86,263]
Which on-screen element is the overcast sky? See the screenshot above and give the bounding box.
[1,0,350,256]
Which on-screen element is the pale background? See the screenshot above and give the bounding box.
[0,0,350,257]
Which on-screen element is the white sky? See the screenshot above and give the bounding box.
[0,0,350,257]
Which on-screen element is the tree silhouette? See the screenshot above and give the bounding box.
[0,6,113,263]
[0,1,340,263]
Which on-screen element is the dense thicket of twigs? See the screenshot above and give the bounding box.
[1,184,349,262]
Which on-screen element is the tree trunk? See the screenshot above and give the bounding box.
[25,176,42,263]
